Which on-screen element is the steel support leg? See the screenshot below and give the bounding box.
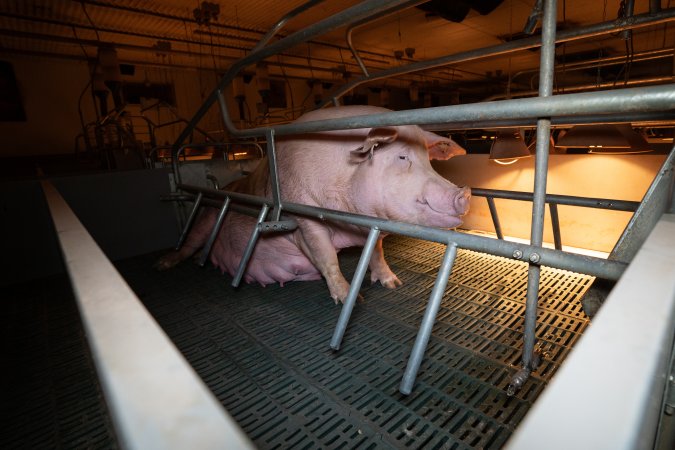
[330,227,381,350]
[266,128,283,222]
[198,197,231,266]
[232,204,270,287]
[486,197,504,240]
[400,243,458,395]
[175,192,203,250]
[549,203,562,250]
[509,0,557,395]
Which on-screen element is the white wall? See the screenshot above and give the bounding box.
[433,153,668,253]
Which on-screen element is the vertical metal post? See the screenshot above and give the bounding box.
[266,129,283,222]
[486,197,504,240]
[198,197,231,266]
[521,0,557,374]
[176,192,203,250]
[400,243,458,395]
[549,203,562,250]
[232,204,270,287]
[330,227,381,350]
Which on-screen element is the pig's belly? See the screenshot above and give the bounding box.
[208,214,369,287]
[209,213,321,286]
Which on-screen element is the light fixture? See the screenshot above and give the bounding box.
[489,129,531,165]
[556,124,652,154]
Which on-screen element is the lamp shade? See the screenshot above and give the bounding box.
[489,129,531,162]
[556,124,652,153]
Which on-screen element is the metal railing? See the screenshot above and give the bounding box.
[167,0,675,397]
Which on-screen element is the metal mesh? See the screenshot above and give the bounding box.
[114,235,594,449]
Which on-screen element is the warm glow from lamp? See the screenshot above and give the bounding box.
[489,129,531,164]
[556,124,652,154]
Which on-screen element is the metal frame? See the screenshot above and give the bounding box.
[167,0,675,396]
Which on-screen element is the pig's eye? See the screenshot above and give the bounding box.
[398,155,409,161]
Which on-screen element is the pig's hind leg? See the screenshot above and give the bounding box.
[154,209,215,271]
[369,238,403,289]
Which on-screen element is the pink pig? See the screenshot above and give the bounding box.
[157,106,470,303]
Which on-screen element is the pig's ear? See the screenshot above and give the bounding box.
[350,127,398,164]
[424,132,467,160]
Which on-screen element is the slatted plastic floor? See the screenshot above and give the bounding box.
[2,235,594,449]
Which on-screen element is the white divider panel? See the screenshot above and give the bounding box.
[42,180,253,450]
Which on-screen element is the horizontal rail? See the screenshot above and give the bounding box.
[177,183,628,280]
[471,188,641,212]
[225,85,675,138]
[506,214,675,449]
[42,180,253,450]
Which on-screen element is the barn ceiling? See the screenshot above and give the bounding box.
[0,0,673,105]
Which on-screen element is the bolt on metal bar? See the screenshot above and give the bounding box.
[521,0,557,374]
[400,242,459,395]
[232,204,270,287]
[549,203,562,250]
[177,182,628,281]
[199,197,232,266]
[471,188,640,212]
[266,128,283,222]
[175,191,203,250]
[486,197,504,240]
[330,227,381,350]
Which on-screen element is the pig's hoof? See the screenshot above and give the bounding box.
[154,253,180,271]
[373,273,403,289]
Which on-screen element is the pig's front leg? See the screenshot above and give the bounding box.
[294,220,351,304]
[369,238,403,289]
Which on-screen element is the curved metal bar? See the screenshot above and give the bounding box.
[251,0,328,53]
[315,8,675,109]
[173,0,419,149]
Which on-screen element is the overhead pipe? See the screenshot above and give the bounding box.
[315,7,675,108]
[483,75,674,101]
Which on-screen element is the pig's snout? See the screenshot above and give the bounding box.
[454,187,471,215]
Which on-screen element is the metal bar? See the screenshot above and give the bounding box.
[610,146,675,262]
[330,227,381,350]
[549,203,563,250]
[199,197,232,267]
[315,8,675,109]
[177,182,628,281]
[486,197,504,240]
[173,0,419,148]
[522,0,557,373]
[231,85,675,138]
[400,242,458,395]
[251,0,327,53]
[471,188,640,212]
[41,180,253,450]
[266,129,283,222]
[232,204,270,287]
[176,191,203,250]
[505,214,675,450]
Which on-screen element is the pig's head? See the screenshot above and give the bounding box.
[348,125,470,228]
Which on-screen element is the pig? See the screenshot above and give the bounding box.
[156,105,470,303]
